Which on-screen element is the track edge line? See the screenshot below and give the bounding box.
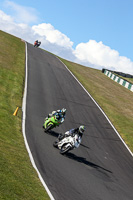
[57,57,133,157]
[22,42,55,200]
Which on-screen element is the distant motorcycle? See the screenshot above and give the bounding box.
[43,115,64,133]
[53,134,80,155]
[34,41,41,48]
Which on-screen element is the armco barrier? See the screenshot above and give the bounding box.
[103,69,133,92]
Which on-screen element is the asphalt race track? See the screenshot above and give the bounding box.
[25,43,133,200]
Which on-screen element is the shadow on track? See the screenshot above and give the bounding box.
[65,152,112,174]
[80,143,90,150]
[44,130,60,137]
[44,130,112,177]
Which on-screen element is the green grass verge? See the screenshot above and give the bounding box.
[58,58,133,152]
[0,30,50,200]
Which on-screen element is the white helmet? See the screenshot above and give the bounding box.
[61,108,66,116]
[79,125,85,134]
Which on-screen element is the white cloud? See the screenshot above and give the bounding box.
[74,40,133,75]
[32,23,73,48]
[3,0,38,24]
[0,9,13,22]
[0,4,133,75]
[0,9,75,61]
[0,10,33,40]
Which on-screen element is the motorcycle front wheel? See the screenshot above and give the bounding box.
[60,144,71,155]
[44,124,53,133]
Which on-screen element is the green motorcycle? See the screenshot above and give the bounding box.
[43,115,64,133]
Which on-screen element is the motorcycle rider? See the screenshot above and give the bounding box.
[45,108,66,123]
[34,40,41,47]
[34,40,38,45]
[58,125,85,148]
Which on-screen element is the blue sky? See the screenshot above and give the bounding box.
[0,0,133,75]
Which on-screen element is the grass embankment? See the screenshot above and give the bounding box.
[0,31,50,200]
[59,58,133,153]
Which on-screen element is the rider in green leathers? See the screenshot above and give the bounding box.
[45,108,66,124]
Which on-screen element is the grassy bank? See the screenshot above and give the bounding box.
[59,58,133,153]
[0,30,50,200]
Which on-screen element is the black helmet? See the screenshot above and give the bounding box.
[79,125,85,134]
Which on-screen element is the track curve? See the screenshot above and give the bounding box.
[25,43,133,200]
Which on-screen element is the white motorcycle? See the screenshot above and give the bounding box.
[53,133,80,155]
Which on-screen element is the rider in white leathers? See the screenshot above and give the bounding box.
[59,125,85,148]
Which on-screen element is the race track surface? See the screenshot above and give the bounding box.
[25,43,133,200]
